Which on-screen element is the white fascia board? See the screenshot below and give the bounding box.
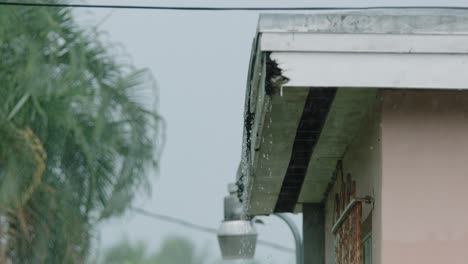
[260,33,468,54]
[271,52,468,89]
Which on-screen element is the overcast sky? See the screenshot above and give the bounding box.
[77,1,468,263]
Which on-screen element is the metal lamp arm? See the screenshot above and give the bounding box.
[274,213,303,264]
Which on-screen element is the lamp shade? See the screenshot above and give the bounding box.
[217,220,258,259]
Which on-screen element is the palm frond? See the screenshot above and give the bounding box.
[0,1,163,263]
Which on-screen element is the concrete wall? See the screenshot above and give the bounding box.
[303,204,325,264]
[380,90,468,264]
[323,96,381,264]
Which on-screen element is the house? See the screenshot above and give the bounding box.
[236,9,468,264]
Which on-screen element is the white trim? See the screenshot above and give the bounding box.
[261,33,468,53]
[271,52,468,89]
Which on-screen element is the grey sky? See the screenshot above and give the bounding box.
[77,1,468,263]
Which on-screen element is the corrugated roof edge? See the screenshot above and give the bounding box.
[258,9,468,35]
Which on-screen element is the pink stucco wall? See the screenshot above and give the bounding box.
[380,90,468,264]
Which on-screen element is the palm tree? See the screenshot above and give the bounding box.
[0,1,162,263]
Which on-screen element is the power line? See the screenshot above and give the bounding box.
[131,207,218,234]
[0,2,468,11]
[130,207,295,254]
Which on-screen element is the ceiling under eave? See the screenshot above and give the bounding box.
[245,85,375,215]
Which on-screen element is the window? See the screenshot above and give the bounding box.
[362,234,372,264]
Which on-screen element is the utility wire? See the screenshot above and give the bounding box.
[130,207,295,254]
[0,2,467,11]
[131,207,219,234]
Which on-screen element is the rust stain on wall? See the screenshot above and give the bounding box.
[334,170,362,264]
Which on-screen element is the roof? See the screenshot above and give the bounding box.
[239,9,468,216]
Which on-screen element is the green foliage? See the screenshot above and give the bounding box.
[101,240,150,264]
[100,237,208,264]
[0,1,162,263]
[100,237,265,264]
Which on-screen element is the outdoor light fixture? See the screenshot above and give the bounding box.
[217,183,303,263]
[217,219,258,259]
[217,183,258,259]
